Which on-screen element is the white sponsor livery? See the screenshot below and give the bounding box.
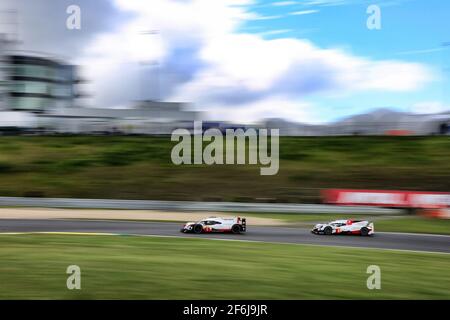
[181,216,247,234]
[311,219,374,236]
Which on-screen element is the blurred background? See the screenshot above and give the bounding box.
[0,0,448,213]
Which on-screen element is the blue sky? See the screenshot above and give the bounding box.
[6,0,449,123]
[237,0,450,121]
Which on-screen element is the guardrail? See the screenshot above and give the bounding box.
[0,196,403,214]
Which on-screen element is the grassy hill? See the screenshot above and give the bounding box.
[0,135,448,203]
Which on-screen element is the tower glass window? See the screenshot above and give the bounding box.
[4,55,78,112]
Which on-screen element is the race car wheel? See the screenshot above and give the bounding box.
[193,224,203,234]
[324,226,333,235]
[360,227,369,236]
[231,224,241,234]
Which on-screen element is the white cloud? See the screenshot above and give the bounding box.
[289,10,319,15]
[172,35,432,103]
[271,1,298,6]
[258,29,293,36]
[246,14,285,20]
[303,0,350,6]
[395,48,444,56]
[75,0,434,122]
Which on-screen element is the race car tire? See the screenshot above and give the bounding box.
[231,224,241,234]
[324,226,333,235]
[360,227,369,236]
[193,224,203,234]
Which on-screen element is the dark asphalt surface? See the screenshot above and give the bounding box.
[0,219,449,253]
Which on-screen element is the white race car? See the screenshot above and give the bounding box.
[311,219,374,236]
[181,216,246,234]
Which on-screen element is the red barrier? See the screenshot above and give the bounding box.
[322,189,450,208]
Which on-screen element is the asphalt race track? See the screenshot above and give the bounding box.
[0,219,449,253]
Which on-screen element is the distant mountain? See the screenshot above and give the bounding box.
[336,108,411,124]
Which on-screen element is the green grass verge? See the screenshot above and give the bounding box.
[0,234,448,299]
[0,136,448,202]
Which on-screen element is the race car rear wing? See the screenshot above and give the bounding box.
[241,218,246,232]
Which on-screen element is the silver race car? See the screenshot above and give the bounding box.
[181,216,247,234]
[312,219,374,236]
